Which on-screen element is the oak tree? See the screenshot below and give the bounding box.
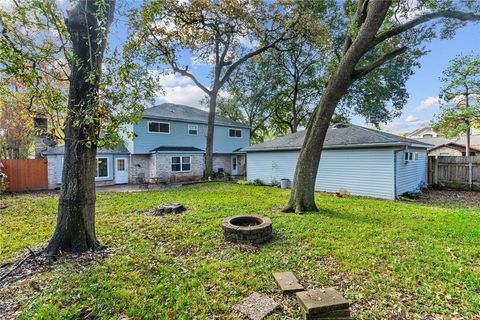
[0,0,155,255]
[127,0,297,176]
[284,0,480,213]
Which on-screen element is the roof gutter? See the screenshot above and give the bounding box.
[142,115,251,129]
[243,141,431,153]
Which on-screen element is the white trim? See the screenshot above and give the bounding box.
[147,121,171,134]
[171,156,191,172]
[231,155,238,176]
[228,128,242,138]
[96,157,110,179]
[114,157,129,184]
[188,124,198,136]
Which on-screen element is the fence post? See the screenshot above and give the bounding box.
[468,156,473,190]
[433,156,438,185]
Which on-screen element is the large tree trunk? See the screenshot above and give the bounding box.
[205,92,217,177]
[46,0,115,256]
[283,1,391,213]
[282,72,353,213]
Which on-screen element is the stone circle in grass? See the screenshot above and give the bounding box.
[221,215,272,245]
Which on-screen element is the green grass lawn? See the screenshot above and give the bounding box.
[1,183,480,319]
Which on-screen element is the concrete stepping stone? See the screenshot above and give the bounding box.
[296,288,350,319]
[273,271,304,293]
[232,292,279,320]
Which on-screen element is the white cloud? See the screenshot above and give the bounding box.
[382,116,429,133]
[406,115,419,123]
[152,71,192,87]
[415,96,443,112]
[149,71,209,108]
[158,84,207,108]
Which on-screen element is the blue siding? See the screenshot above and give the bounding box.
[247,148,396,199]
[394,148,428,196]
[55,154,113,182]
[132,118,250,154]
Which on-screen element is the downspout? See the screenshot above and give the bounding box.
[394,145,409,199]
[393,150,397,199]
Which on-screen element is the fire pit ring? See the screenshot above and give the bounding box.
[221,215,272,244]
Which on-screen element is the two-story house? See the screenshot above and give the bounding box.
[43,103,250,189]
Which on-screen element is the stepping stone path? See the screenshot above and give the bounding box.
[273,272,351,319]
[273,271,304,293]
[232,292,279,320]
[296,288,350,319]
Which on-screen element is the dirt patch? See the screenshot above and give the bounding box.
[417,190,480,207]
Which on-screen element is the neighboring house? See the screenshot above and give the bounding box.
[406,126,439,139]
[43,103,250,189]
[414,135,480,156]
[241,123,432,200]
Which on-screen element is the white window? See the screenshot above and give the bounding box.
[404,151,415,162]
[229,128,242,138]
[148,121,170,134]
[172,156,191,172]
[117,159,126,171]
[96,158,109,177]
[188,124,198,135]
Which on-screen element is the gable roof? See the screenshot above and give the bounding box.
[241,123,432,152]
[412,137,452,148]
[143,103,250,128]
[406,126,436,137]
[414,135,480,150]
[428,142,480,153]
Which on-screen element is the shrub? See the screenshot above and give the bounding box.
[252,179,265,186]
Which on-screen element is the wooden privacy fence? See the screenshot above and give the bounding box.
[0,159,48,192]
[428,156,480,190]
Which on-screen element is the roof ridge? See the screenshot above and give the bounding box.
[347,124,398,142]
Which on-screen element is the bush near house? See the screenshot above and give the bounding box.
[1,183,479,319]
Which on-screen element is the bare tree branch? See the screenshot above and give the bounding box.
[374,10,480,46]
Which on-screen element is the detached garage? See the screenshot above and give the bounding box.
[241,123,432,200]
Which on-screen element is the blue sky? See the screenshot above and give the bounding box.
[71,1,480,134]
[376,24,480,134]
[0,0,478,134]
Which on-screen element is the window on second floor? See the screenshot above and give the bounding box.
[229,128,242,138]
[148,121,170,134]
[188,124,198,135]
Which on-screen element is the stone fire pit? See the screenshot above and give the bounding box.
[221,215,272,244]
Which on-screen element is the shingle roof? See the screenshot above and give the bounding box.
[143,103,250,128]
[150,146,204,152]
[414,135,480,150]
[241,123,432,152]
[42,145,130,155]
[428,142,480,152]
[456,134,480,148]
[413,137,452,148]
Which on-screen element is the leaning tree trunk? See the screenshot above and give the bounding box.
[283,1,391,213]
[46,0,115,256]
[282,73,353,213]
[205,91,218,178]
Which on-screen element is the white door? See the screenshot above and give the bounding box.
[231,156,238,176]
[115,157,129,184]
